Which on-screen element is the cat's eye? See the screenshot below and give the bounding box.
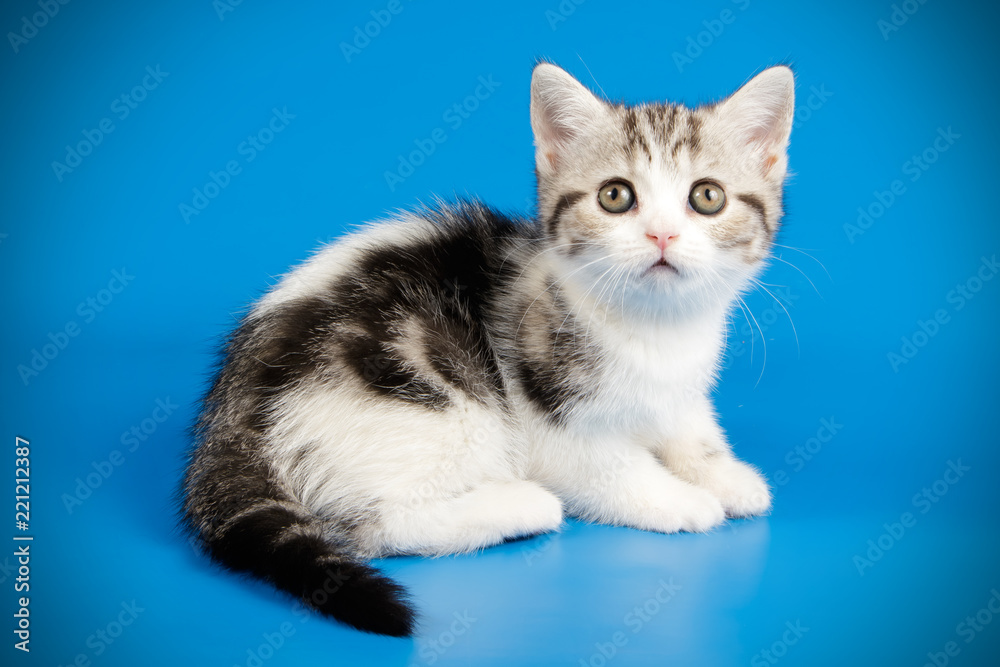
[598,181,635,214]
[688,181,726,215]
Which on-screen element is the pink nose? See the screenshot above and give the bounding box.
[646,231,679,251]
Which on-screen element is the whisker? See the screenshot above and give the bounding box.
[583,261,631,343]
[769,254,823,298]
[515,250,627,339]
[771,243,831,278]
[733,292,766,386]
[750,279,800,356]
[501,239,576,280]
[563,251,634,346]
[567,261,621,347]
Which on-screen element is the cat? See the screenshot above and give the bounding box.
[182,61,794,637]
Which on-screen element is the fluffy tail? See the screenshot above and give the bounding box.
[183,439,415,636]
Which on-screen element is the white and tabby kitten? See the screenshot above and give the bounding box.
[183,62,794,636]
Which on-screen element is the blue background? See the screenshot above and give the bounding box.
[2,1,998,665]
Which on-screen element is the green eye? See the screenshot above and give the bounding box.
[598,181,635,213]
[689,181,726,215]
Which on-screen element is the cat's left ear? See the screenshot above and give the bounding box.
[713,66,795,179]
[530,63,608,176]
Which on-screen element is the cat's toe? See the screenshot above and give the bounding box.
[483,480,563,535]
[677,486,727,532]
[527,484,565,532]
[711,462,772,518]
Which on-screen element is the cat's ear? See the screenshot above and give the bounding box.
[530,63,607,175]
[714,66,795,179]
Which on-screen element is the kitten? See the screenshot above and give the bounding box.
[183,62,794,636]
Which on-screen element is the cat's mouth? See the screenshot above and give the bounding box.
[647,258,680,275]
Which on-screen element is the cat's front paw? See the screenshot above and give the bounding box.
[700,456,772,518]
[673,484,727,532]
[635,482,725,534]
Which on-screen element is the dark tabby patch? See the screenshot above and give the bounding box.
[736,193,771,238]
[328,204,523,407]
[546,190,587,236]
[513,293,594,426]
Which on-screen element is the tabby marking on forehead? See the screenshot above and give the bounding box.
[621,107,651,162]
[670,113,702,159]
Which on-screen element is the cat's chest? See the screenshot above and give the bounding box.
[604,320,718,387]
[579,316,724,430]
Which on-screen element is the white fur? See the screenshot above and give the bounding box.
[516,251,769,533]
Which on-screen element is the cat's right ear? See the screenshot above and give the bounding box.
[530,63,607,175]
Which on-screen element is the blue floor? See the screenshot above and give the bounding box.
[3,1,999,665]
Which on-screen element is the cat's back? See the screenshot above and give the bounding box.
[256,201,535,317]
[208,201,538,428]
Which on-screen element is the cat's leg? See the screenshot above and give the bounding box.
[275,390,563,557]
[657,397,771,518]
[530,436,727,534]
[373,479,564,557]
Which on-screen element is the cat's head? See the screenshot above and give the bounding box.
[530,62,794,318]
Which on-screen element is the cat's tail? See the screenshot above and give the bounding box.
[182,437,415,637]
